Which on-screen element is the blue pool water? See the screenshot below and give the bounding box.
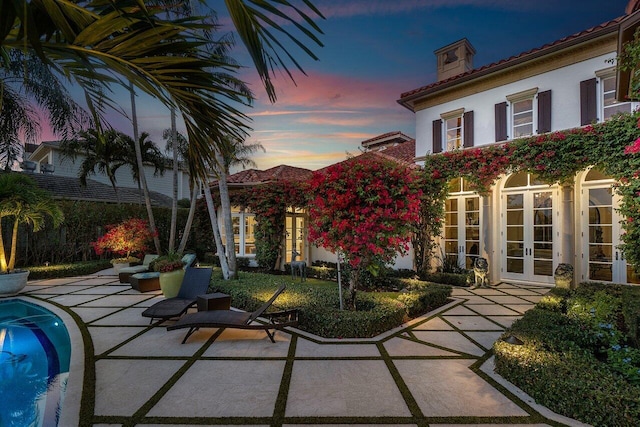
[0,299,71,427]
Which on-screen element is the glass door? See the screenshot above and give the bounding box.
[285,210,306,263]
[583,186,640,284]
[503,188,555,284]
[443,195,480,269]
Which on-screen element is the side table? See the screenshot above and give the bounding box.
[197,292,231,311]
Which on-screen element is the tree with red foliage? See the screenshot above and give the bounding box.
[92,218,155,261]
[308,156,422,308]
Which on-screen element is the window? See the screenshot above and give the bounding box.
[445,116,463,151]
[221,210,256,257]
[503,88,539,140]
[437,108,473,152]
[512,98,533,138]
[601,74,631,120]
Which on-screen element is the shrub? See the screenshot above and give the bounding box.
[91,218,155,258]
[494,283,640,425]
[213,271,451,338]
[27,260,112,280]
[420,271,469,287]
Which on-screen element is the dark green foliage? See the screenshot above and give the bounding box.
[27,260,112,280]
[212,271,451,338]
[16,200,196,267]
[420,271,470,287]
[494,283,640,426]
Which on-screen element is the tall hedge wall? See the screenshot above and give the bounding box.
[8,200,203,267]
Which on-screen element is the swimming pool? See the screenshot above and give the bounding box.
[0,299,71,427]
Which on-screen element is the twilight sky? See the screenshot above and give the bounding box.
[44,0,632,171]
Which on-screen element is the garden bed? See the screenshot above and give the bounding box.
[212,271,451,338]
[494,282,640,426]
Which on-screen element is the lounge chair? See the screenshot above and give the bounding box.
[141,267,212,323]
[118,254,159,283]
[167,284,298,344]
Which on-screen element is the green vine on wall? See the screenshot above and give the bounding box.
[230,181,310,269]
[422,111,640,270]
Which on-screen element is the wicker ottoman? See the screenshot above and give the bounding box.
[130,272,160,293]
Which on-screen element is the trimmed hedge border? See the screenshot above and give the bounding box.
[494,282,640,426]
[26,260,113,280]
[212,271,451,338]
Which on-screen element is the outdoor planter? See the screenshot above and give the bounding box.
[111,262,131,274]
[0,270,30,295]
[159,269,185,298]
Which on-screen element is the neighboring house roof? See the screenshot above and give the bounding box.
[27,140,189,172]
[361,131,413,150]
[223,165,313,186]
[26,173,173,207]
[221,137,417,187]
[398,16,624,109]
[373,139,417,164]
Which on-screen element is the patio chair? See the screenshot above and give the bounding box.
[118,254,159,283]
[167,284,298,344]
[141,267,213,323]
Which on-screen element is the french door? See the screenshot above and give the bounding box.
[443,195,481,269]
[285,210,306,263]
[502,189,556,284]
[582,185,640,284]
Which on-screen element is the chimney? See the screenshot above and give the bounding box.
[434,38,476,82]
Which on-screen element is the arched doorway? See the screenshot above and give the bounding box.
[443,178,481,270]
[501,172,558,284]
[580,168,640,284]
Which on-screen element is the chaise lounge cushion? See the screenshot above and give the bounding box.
[119,254,159,282]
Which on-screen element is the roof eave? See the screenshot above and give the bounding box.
[398,22,620,111]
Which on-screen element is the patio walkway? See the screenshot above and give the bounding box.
[15,272,588,427]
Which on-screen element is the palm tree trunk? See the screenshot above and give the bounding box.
[178,184,199,254]
[169,107,178,252]
[202,179,230,279]
[0,222,7,272]
[214,148,237,279]
[130,82,161,254]
[8,217,19,270]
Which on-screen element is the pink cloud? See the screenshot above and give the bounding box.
[244,70,409,111]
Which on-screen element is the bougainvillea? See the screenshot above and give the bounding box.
[91,218,155,261]
[308,155,422,306]
[421,110,640,272]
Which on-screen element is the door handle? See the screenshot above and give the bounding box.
[616,252,619,261]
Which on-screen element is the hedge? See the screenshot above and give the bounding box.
[26,260,113,280]
[494,283,640,426]
[212,271,451,338]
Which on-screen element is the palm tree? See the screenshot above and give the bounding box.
[0,51,88,170]
[1,1,323,183]
[61,129,129,202]
[0,173,64,273]
[123,132,166,190]
[213,136,265,278]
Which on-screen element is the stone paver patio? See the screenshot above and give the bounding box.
[8,271,590,427]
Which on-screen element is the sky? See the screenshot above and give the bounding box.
[39,0,632,172]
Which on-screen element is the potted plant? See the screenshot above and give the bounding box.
[91,218,155,273]
[0,173,64,294]
[150,252,186,298]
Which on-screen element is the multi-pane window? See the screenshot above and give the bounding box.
[221,211,256,257]
[445,116,463,151]
[601,75,631,120]
[512,98,534,138]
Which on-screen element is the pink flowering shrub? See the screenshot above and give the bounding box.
[308,156,422,307]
